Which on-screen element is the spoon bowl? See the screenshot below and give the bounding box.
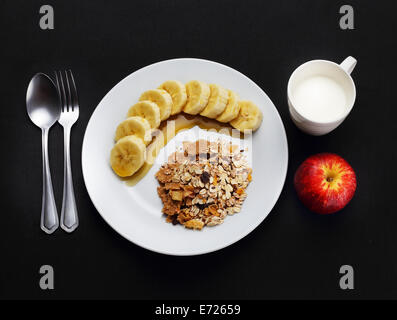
[27,73,60,128]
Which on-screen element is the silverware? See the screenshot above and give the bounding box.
[26,73,61,234]
[55,70,79,233]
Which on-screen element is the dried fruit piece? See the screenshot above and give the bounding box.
[165,183,181,190]
[184,219,204,230]
[170,190,183,201]
[200,171,210,184]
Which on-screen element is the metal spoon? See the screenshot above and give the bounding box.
[26,73,61,234]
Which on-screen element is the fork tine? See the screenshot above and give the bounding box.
[68,70,79,111]
[64,70,72,112]
[57,70,68,112]
[54,71,60,97]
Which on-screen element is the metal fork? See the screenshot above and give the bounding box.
[55,70,79,233]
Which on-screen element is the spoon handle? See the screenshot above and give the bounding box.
[41,128,59,234]
[60,125,79,232]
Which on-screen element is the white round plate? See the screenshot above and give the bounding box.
[82,58,288,256]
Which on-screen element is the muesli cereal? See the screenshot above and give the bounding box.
[155,140,252,230]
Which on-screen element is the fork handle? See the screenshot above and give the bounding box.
[60,125,79,232]
[41,128,59,234]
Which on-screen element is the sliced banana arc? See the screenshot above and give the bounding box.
[158,80,187,115]
[200,84,229,119]
[230,100,263,132]
[128,101,161,129]
[216,90,240,123]
[184,80,211,115]
[139,89,172,121]
[111,80,264,179]
[110,135,146,177]
[115,116,152,145]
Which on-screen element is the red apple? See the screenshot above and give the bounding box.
[294,153,356,214]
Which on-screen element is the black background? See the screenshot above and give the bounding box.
[0,0,396,300]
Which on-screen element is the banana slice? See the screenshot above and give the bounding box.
[110,135,146,177]
[230,101,263,132]
[216,90,240,123]
[115,116,152,145]
[158,80,187,115]
[127,101,161,129]
[200,84,229,119]
[139,89,172,121]
[184,80,210,115]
